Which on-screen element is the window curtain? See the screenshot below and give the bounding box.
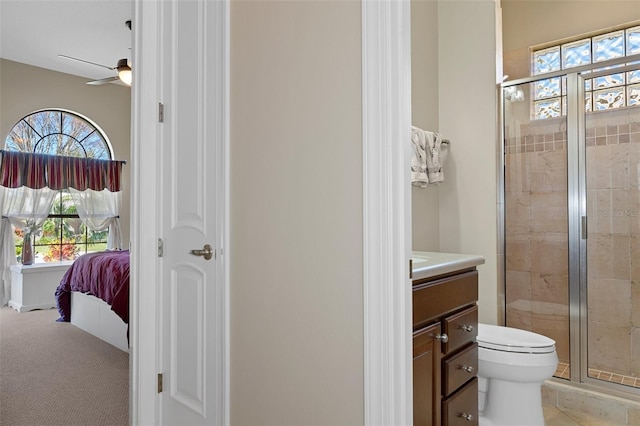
[0,186,57,305]
[0,150,125,306]
[69,188,123,250]
[0,150,124,191]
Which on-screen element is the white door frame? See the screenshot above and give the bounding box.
[130,0,409,424]
[362,1,412,425]
[129,0,160,423]
[129,0,230,424]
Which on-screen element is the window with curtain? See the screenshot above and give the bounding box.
[2,109,118,263]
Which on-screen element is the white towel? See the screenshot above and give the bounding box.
[411,126,445,186]
[425,131,444,184]
[411,126,429,187]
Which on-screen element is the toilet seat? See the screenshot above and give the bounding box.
[476,323,556,354]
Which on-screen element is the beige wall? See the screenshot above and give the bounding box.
[438,0,501,324]
[409,1,500,323]
[0,59,131,246]
[230,1,363,424]
[412,0,441,252]
[502,1,640,79]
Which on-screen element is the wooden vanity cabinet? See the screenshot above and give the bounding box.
[413,268,479,426]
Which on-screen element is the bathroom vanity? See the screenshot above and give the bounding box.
[412,251,484,426]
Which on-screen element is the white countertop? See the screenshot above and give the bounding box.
[411,251,485,281]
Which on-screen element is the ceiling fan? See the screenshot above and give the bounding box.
[57,54,132,86]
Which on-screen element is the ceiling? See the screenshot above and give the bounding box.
[0,0,133,83]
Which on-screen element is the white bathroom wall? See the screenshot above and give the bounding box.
[437,0,501,324]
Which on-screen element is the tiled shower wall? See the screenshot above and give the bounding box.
[505,106,640,380]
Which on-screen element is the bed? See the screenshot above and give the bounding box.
[54,250,130,352]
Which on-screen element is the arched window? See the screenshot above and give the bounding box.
[4,109,115,262]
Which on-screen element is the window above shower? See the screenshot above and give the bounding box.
[530,24,640,119]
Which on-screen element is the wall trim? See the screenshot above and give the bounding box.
[362,1,412,424]
[130,0,161,424]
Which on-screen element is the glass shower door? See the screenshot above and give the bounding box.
[584,65,640,390]
[503,80,571,380]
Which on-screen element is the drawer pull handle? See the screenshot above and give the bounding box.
[460,413,474,421]
[461,324,474,333]
[435,333,449,343]
[460,365,474,373]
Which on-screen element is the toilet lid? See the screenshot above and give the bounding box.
[476,323,556,354]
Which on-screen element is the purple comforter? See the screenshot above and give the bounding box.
[55,250,130,324]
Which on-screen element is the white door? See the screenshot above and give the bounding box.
[158,0,227,424]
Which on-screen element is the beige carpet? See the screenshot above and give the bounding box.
[0,307,128,426]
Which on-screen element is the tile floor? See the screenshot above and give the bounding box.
[554,362,640,389]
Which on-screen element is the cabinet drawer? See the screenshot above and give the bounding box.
[442,378,478,426]
[443,343,478,396]
[413,271,478,330]
[443,305,478,354]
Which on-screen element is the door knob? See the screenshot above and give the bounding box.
[190,244,213,260]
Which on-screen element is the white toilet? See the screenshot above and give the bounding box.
[476,323,558,426]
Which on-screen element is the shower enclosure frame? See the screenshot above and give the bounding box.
[499,53,640,400]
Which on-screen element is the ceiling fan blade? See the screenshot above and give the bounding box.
[58,54,114,71]
[87,76,119,86]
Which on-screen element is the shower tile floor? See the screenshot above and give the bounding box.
[555,362,640,389]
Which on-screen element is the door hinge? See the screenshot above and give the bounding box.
[158,238,164,257]
[157,373,163,393]
[158,102,164,123]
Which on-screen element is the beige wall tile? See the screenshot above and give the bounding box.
[505,192,530,235]
[532,313,570,363]
[628,143,640,190]
[529,151,568,193]
[541,382,558,407]
[506,238,531,272]
[506,305,532,330]
[587,234,631,280]
[590,189,631,235]
[557,386,628,424]
[587,323,632,376]
[632,280,640,327]
[530,191,568,234]
[505,153,531,194]
[631,327,640,378]
[530,237,569,276]
[587,145,630,190]
[628,190,640,235]
[531,273,568,306]
[587,278,631,327]
[506,270,531,304]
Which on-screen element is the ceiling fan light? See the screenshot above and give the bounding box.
[118,68,132,85]
[116,58,132,85]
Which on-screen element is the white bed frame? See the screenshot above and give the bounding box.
[70,292,129,353]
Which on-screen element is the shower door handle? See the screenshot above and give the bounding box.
[581,216,587,240]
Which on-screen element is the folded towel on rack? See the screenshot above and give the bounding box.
[411,126,429,187]
[411,126,445,186]
[425,131,444,184]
